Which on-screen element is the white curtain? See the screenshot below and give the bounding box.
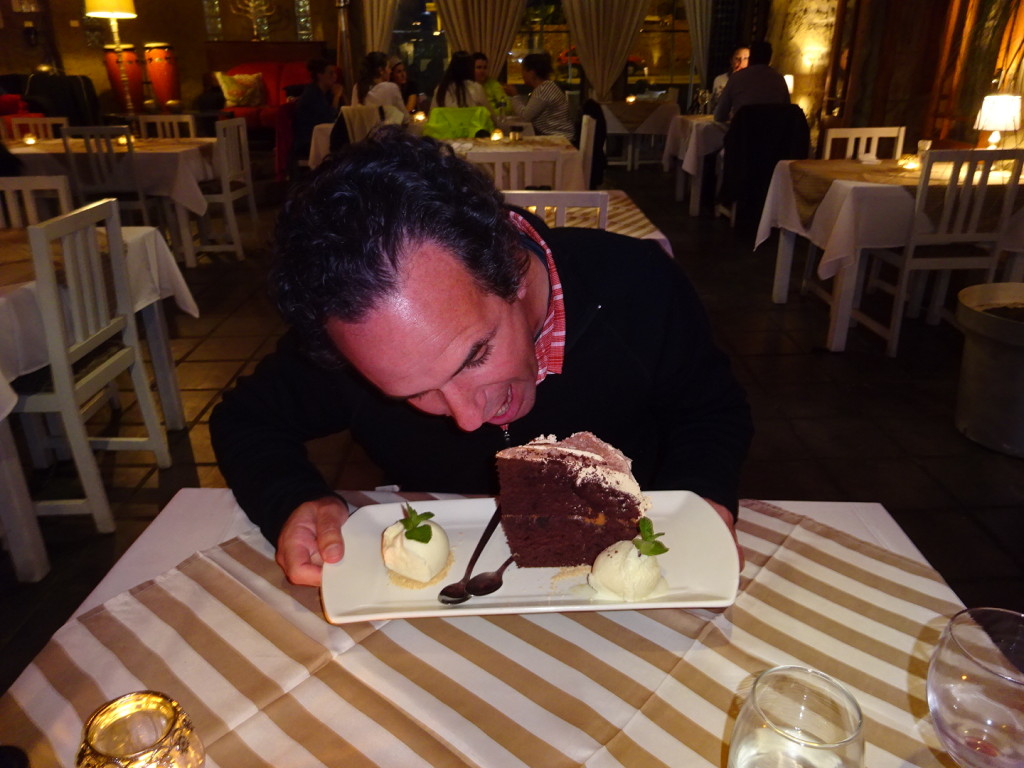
[363,0,400,53]
[436,0,526,72]
[562,0,649,103]
[683,0,712,88]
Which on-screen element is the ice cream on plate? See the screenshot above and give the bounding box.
[381,504,452,586]
[587,518,668,601]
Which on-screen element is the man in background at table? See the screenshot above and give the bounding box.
[711,45,750,109]
[713,41,789,123]
[210,127,753,587]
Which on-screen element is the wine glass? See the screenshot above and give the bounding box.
[727,666,864,768]
[927,607,1024,768]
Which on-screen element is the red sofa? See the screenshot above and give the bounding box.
[0,93,44,138]
[218,61,308,181]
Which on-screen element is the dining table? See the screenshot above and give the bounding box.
[0,225,199,583]
[0,486,963,767]
[661,115,726,216]
[756,157,1024,351]
[602,100,681,171]
[8,136,218,266]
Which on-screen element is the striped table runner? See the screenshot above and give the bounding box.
[533,191,672,256]
[0,498,962,768]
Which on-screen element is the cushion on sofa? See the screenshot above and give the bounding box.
[214,71,266,108]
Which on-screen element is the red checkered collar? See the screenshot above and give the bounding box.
[508,211,565,384]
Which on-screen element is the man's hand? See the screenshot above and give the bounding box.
[704,498,745,571]
[502,83,518,97]
[276,496,350,586]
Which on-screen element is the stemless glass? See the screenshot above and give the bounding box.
[728,666,864,768]
[927,607,1024,768]
[76,691,205,768]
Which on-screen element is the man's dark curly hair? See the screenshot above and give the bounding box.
[272,125,525,368]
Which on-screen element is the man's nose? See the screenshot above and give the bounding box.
[440,382,486,432]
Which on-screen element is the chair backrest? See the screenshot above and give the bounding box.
[341,105,383,143]
[26,199,134,378]
[465,148,565,190]
[502,190,609,228]
[823,126,906,160]
[578,114,596,191]
[423,106,495,139]
[9,116,69,140]
[908,148,1024,251]
[61,125,142,204]
[0,175,73,228]
[138,114,197,139]
[214,117,251,187]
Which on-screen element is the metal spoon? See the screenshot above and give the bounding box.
[438,505,502,605]
[466,555,516,597]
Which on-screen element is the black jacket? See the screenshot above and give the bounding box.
[210,222,753,545]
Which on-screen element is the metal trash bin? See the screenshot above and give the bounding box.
[955,282,1024,457]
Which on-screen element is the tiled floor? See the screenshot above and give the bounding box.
[2,154,1022,694]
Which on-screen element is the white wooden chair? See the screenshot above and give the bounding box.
[341,105,382,143]
[578,114,596,190]
[138,113,197,139]
[9,115,69,140]
[502,190,609,228]
[856,148,1024,356]
[0,175,73,228]
[822,126,906,160]
[197,117,258,263]
[12,199,170,533]
[62,125,151,226]
[466,148,564,190]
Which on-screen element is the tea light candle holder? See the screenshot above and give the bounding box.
[412,111,427,122]
[117,134,129,146]
[490,129,504,141]
[625,95,637,104]
[76,691,205,768]
[22,133,37,145]
[898,154,920,170]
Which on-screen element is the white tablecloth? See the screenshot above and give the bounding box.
[1,490,961,768]
[0,226,198,419]
[10,137,217,215]
[661,115,726,175]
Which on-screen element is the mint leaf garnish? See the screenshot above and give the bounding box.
[634,517,668,557]
[400,503,434,544]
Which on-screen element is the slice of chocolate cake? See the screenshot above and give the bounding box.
[496,432,651,567]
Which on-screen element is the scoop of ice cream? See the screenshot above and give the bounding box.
[381,520,451,584]
[588,540,662,601]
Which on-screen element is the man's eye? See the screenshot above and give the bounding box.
[464,346,492,370]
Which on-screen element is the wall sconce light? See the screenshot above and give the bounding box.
[783,74,794,93]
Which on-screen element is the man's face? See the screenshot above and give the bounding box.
[326,242,539,432]
[731,48,750,72]
[474,58,489,83]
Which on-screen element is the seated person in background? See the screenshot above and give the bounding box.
[711,45,749,107]
[352,51,408,123]
[503,53,574,138]
[713,40,790,123]
[472,52,508,117]
[432,50,496,122]
[388,56,419,114]
[210,126,753,587]
[292,58,343,161]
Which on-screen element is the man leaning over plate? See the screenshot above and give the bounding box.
[210,126,753,586]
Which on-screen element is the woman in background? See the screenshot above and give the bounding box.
[388,56,419,113]
[352,51,408,121]
[432,50,493,120]
[472,52,507,118]
[503,52,573,138]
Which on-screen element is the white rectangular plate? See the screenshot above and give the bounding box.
[321,490,739,624]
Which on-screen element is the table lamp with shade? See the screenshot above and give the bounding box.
[974,93,1021,150]
[85,0,138,113]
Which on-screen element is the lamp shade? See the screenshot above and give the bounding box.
[84,0,136,19]
[974,94,1021,133]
